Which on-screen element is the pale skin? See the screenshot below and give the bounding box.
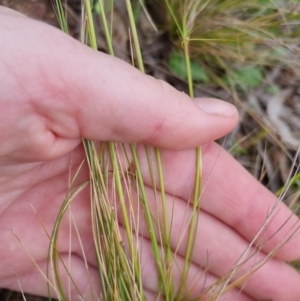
[0,6,300,301]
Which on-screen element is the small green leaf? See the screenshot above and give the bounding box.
[168,52,209,83]
[93,2,101,15]
[267,84,280,95]
[190,60,210,82]
[234,66,263,88]
[271,46,289,57]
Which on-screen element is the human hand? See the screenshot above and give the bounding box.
[0,7,299,301]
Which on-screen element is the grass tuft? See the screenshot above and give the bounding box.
[46,1,300,301]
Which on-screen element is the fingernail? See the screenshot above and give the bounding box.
[196,98,237,117]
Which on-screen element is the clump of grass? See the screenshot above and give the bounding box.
[159,0,299,195]
[156,0,300,89]
[46,1,299,301]
[50,0,203,300]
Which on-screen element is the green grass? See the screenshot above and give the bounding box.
[46,1,300,301]
[157,0,300,90]
[50,1,203,301]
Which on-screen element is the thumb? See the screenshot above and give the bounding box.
[0,9,238,161]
